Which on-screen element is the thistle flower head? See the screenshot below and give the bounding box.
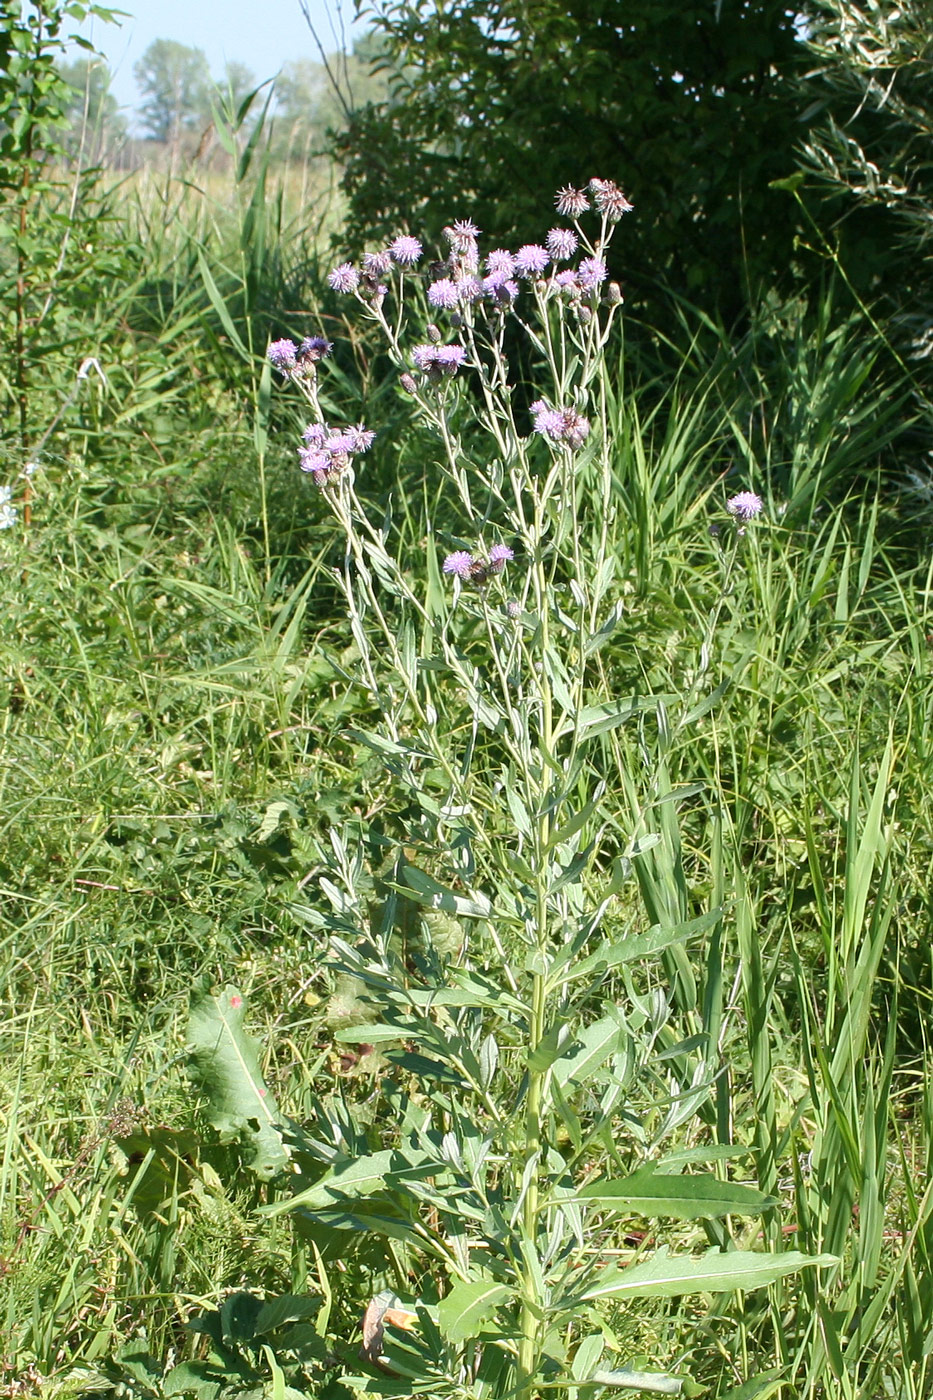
[428,278,461,310]
[443,549,475,579]
[363,249,393,276]
[555,185,590,218]
[514,244,550,277]
[486,248,516,276]
[389,234,423,266]
[726,491,764,521]
[412,344,439,371]
[328,262,360,293]
[447,219,481,248]
[577,256,607,291]
[532,401,590,449]
[546,227,578,260]
[483,272,519,305]
[487,543,514,572]
[435,344,467,374]
[589,177,634,221]
[267,338,298,373]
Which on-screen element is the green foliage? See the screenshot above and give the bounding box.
[188,988,289,1179]
[133,38,213,144]
[334,0,811,322]
[799,0,933,392]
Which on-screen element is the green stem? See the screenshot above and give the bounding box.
[516,504,556,1398]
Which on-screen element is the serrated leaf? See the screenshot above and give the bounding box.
[187,987,287,1179]
[437,1279,512,1343]
[577,1166,774,1219]
[578,1249,836,1302]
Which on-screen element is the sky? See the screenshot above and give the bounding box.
[74,0,367,116]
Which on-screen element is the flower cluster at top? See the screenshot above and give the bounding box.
[531,400,591,450]
[299,422,376,488]
[726,491,764,522]
[325,178,631,320]
[443,543,514,586]
[266,336,333,380]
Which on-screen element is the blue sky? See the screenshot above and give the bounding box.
[75,0,366,115]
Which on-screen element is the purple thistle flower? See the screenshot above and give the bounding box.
[299,447,332,474]
[435,344,467,374]
[514,244,550,277]
[532,402,590,449]
[447,219,480,247]
[328,262,360,293]
[267,338,298,373]
[487,543,514,573]
[458,276,485,303]
[348,424,376,452]
[555,269,579,290]
[390,234,423,266]
[486,248,516,276]
[726,491,764,521]
[533,405,568,440]
[412,344,439,371]
[363,249,393,276]
[297,335,332,362]
[443,550,475,579]
[326,432,358,454]
[577,256,607,291]
[589,177,634,221]
[555,186,590,218]
[302,422,328,447]
[483,272,519,304]
[546,227,578,260]
[428,278,461,310]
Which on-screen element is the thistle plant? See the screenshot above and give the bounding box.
[242,180,830,1398]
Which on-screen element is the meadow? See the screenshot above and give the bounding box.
[3,31,933,1400]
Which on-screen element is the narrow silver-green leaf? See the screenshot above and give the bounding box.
[552,1013,626,1088]
[591,1369,683,1395]
[262,1149,433,1215]
[577,1166,775,1219]
[578,1249,836,1302]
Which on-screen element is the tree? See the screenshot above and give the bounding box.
[133,38,211,144]
[273,35,394,153]
[331,0,813,324]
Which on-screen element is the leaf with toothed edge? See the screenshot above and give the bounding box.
[187,985,288,1179]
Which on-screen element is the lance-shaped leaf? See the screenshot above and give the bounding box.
[261,1148,436,1215]
[437,1278,513,1343]
[187,986,287,1179]
[577,1248,836,1303]
[577,1165,775,1219]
